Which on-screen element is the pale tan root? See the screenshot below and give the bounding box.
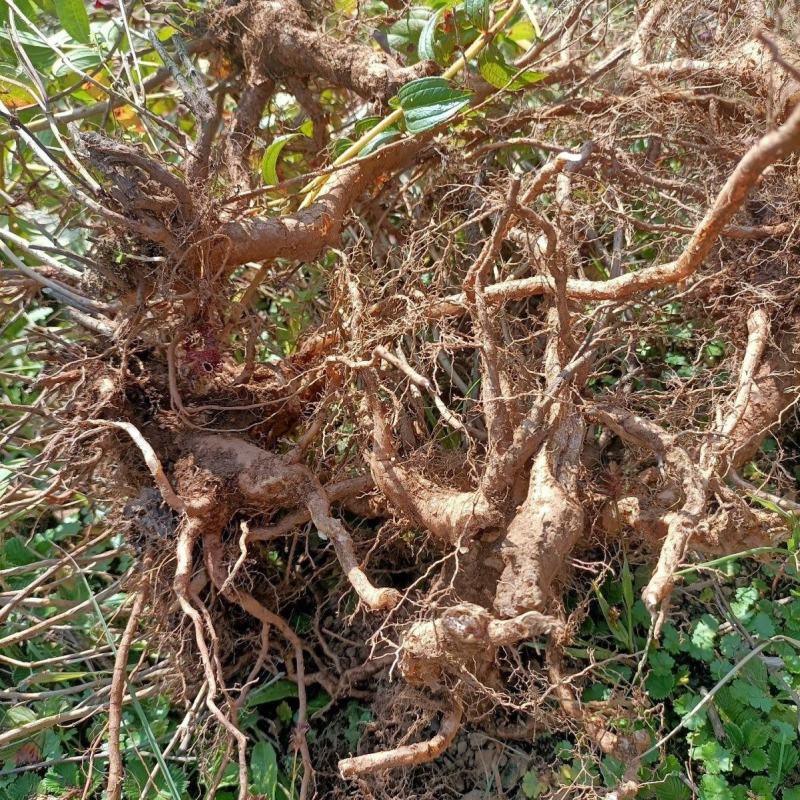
[700,307,770,475]
[172,514,249,800]
[187,434,398,610]
[589,405,707,618]
[89,419,185,512]
[399,602,563,686]
[494,438,585,617]
[106,573,150,800]
[337,703,462,779]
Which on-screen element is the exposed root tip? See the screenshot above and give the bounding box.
[337,703,462,779]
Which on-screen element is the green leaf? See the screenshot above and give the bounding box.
[661,623,682,653]
[25,670,89,684]
[261,133,300,186]
[649,650,675,672]
[521,770,544,798]
[646,670,675,700]
[464,0,490,30]
[741,749,768,771]
[56,0,91,44]
[621,556,634,611]
[593,583,630,647]
[783,788,800,800]
[699,774,733,800]
[0,64,39,109]
[397,76,472,134]
[730,679,773,712]
[332,137,353,158]
[690,615,719,660]
[654,775,692,800]
[352,116,401,157]
[689,740,732,773]
[748,611,776,639]
[750,777,775,800]
[32,0,57,13]
[244,678,298,707]
[769,738,800,779]
[250,740,278,798]
[386,7,432,52]
[726,722,744,750]
[477,44,547,90]
[673,692,708,731]
[52,46,103,77]
[417,8,442,62]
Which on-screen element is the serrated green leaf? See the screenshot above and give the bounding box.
[654,775,692,800]
[464,0,489,30]
[521,769,544,798]
[477,44,547,90]
[56,0,90,44]
[741,748,768,771]
[749,776,774,800]
[261,133,300,185]
[748,611,776,638]
[730,678,774,712]
[690,615,719,660]
[726,722,744,750]
[674,691,708,731]
[769,738,800,779]
[646,670,675,700]
[699,774,733,800]
[250,740,278,798]
[661,623,682,653]
[649,650,675,672]
[690,740,732,773]
[397,76,472,133]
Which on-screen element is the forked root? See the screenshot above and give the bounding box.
[172,512,250,800]
[338,702,463,779]
[186,434,400,611]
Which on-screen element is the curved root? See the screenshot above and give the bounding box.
[338,702,462,779]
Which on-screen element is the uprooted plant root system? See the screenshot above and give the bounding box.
[4,0,800,797]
